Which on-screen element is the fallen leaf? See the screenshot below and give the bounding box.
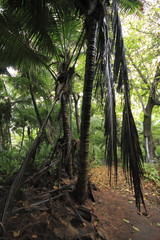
[93,221,99,226]
[125,189,132,193]
[22,200,29,207]
[13,230,20,237]
[82,222,87,227]
[32,235,38,239]
[11,214,19,219]
[133,226,140,232]
[123,219,130,223]
[40,211,48,216]
[157,223,160,227]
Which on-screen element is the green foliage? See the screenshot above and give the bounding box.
[89,116,105,165]
[0,142,53,183]
[156,146,160,159]
[119,0,142,14]
[34,143,52,166]
[143,163,160,185]
[0,149,21,183]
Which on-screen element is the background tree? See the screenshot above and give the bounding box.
[123,0,160,163]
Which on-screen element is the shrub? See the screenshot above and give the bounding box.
[143,163,160,185]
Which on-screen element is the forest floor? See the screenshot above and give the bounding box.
[0,166,160,240]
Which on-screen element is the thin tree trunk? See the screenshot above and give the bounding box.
[28,72,51,145]
[29,83,42,126]
[76,15,98,203]
[73,93,80,134]
[1,100,12,150]
[129,59,160,164]
[19,126,25,153]
[143,99,156,163]
[61,94,73,177]
[143,64,160,163]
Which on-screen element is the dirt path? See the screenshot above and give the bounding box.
[86,188,160,240]
[88,166,160,240]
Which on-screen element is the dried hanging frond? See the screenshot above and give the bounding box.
[103,19,118,181]
[112,0,146,212]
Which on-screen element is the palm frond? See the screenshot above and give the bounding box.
[0,0,82,75]
[0,11,58,79]
[104,77,118,181]
[103,19,118,180]
[112,0,146,211]
[119,0,143,14]
[121,101,146,211]
[0,14,44,65]
[3,0,77,55]
[3,0,57,54]
[93,2,118,180]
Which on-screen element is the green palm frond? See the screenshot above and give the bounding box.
[3,0,57,54]
[0,0,82,74]
[3,0,76,54]
[0,13,53,70]
[119,0,143,14]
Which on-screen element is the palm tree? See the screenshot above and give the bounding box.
[75,0,146,213]
[75,11,99,202]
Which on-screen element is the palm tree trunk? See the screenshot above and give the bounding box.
[76,15,98,203]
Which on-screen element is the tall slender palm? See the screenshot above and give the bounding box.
[76,13,98,202]
[75,0,146,212]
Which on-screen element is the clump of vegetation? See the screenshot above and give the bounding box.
[143,163,160,185]
[0,149,21,183]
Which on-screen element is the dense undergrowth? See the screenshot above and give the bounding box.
[0,146,159,187]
